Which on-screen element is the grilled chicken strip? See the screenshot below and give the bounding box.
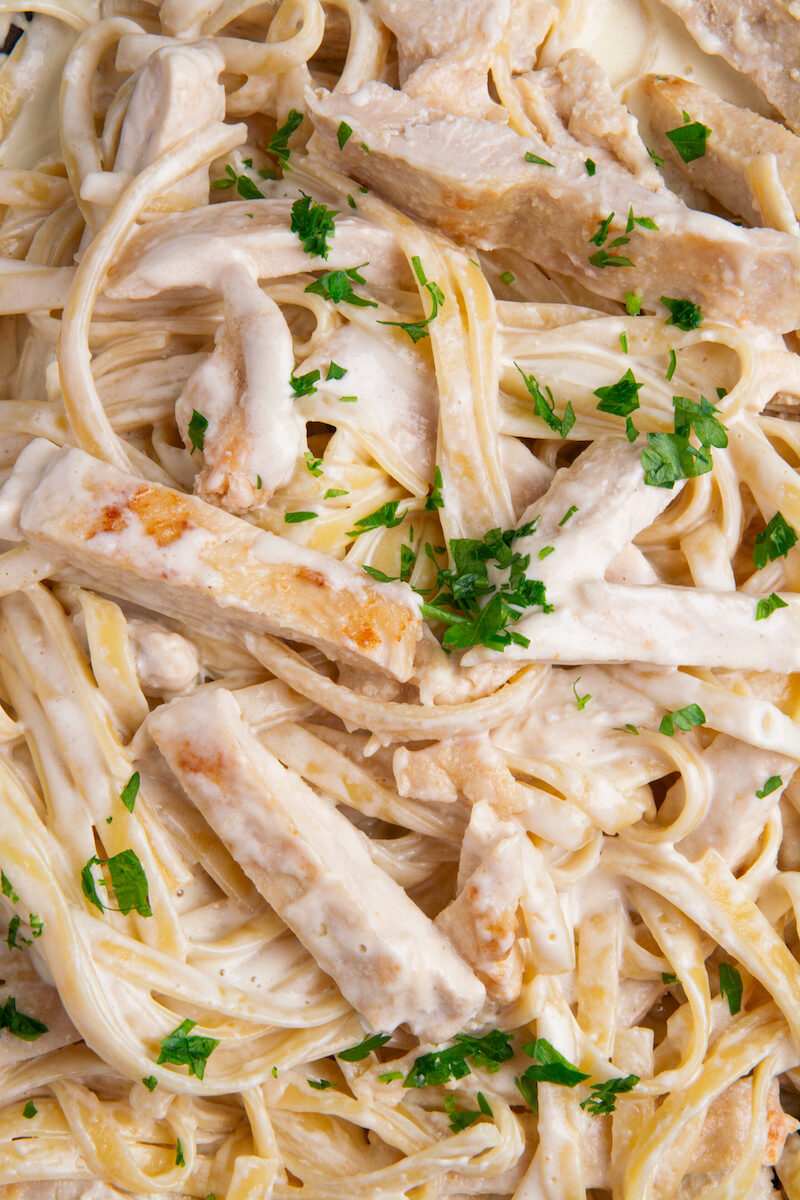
[306,83,800,330]
[0,440,421,680]
[643,73,800,227]
[659,0,800,133]
[149,688,486,1040]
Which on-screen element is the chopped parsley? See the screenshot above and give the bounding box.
[660,295,703,330]
[625,292,642,316]
[666,348,677,382]
[558,505,578,526]
[365,542,417,585]
[157,1019,219,1079]
[324,488,348,498]
[538,545,555,559]
[756,775,782,799]
[515,364,575,438]
[304,451,324,476]
[81,850,152,918]
[755,592,788,621]
[176,1139,186,1167]
[585,158,596,176]
[256,475,262,489]
[718,963,742,1014]
[289,366,321,397]
[379,1071,404,1083]
[142,1075,158,1092]
[658,703,706,736]
[626,205,659,232]
[647,146,664,168]
[211,164,264,200]
[120,772,139,814]
[267,109,303,166]
[620,331,628,354]
[187,410,208,454]
[305,264,377,307]
[338,1033,391,1061]
[403,1030,514,1088]
[580,1076,640,1114]
[284,511,317,523]
[665,116,711,163]
[1,871,18,903]
[525,150,554,167]
[662,972,678,984]
[424,466,444,512]
[753,512,797,569]
[499,270,516,285]
[7,915,29,951]
[290,193,337,259]
[339,394,357,402]
[337,121,353,150]
[672,395,727,448]
[347,194,357,209]
[326,361,347,380]
[444,1094,482,1131]
[641,432,711,488]
[346,500,408,538]
[22,1101,37,1118]
[379,255,444,343]
[0,996,48,1040]
[29,914,43,938]
[419,521,552,652]
[572,678,591,710]
[593,367,643,418]
[308,1078,336,1090]
[588,212,633,268]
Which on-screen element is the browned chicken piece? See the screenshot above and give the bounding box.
[643,74,800,226]
[659,0,800,133]
[307,83,800,330]
[0,440,421,680]
[149,688,485,1040]
[521,50,663,188]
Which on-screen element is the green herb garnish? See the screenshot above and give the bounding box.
[515,364,575,438]
[187,410,208,454]
[290,193,337,259]
[756,593,788,621]
[718,962,742,1014]
[379,255,444,343]
[659,703,706,736]
[157,1018,219,1080]
[753,512,797,569]
[305,264,377,308]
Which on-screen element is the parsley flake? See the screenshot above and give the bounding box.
[379,255,444,343]
[379,1071,404,1083]
[211,164,264,200]
[120,772,139,814]
[444,1094,483,1132]
[324,488,348,498]
[326,361,347,380]
[403,1030,513,1088]
[620,331,629,354]
[666,348,677,382]
[305,264,377,307]
[558,505,578,526]
[424,466,444,512]
[187,410,208,454]
[647,146,664,167]
[718,962,742,1014]
[142,1075,158,1092]
[660,295,703,330]
[641,432,712,488]
[81,851,152,917]
[337,121,353,150]
[176,1139,185,1167]
[0,996,48,1040]
[625,292,642,316]
[665,118,711,163]
[585,158,596,175]
[1,871,18,903]
[346,500,408,538]
[22,1100,37,1118]
[756,775,782,799]
[308,1078,336,1090]
[662,972,678,984]
[304,451,323,476]
[290,193,338,259]
[525,150,554,167]
[580,1075,639,1114]
[659,703,706,736]
[289,367,320,397]
[499,270,516,285]
[756,592,788,621]
[157,1018,219,1079]
[268,109,303,166]
[338,1033,391,1061]
[753,512,797,569]
[284,511,317,524]
[515,364,575,438]
[672,395,727,448]
[594,367,643,417]
[7,915,30,951]
[572,678,591,710]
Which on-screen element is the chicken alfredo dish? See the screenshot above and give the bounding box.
[4,0,800,1197]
